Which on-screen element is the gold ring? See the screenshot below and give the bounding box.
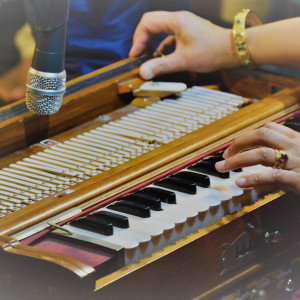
[273,149,288,169]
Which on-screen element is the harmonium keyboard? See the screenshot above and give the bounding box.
[0,56,300,300]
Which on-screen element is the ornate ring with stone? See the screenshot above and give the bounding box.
[273,149,289,169]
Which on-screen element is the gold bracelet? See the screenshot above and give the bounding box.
[232,9,262,68]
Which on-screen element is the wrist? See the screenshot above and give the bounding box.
[232,9,262,68]
[218,28,242,70]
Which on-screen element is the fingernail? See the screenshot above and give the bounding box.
[215,160,225,170]
[236,177,246,186]
[140,66,153,80]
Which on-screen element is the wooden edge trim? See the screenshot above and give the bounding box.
[1,86,300,236]
[94,191,284,290]
[0,234,94,278]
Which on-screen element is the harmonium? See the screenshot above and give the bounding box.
[0,55,299,300]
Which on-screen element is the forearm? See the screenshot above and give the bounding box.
[130,11,300,79]
[246,17,300,68]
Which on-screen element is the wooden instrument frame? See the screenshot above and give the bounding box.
[0,59,300,299]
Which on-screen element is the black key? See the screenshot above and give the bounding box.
[138,187,176,204]
[123,193,161,211]
[291,115,300,121]
[92,211,129,228]
[206,155,243,173]
[188,160,229,178]
[284,121,300,132]
[71,217,113,236]
[205,156,224,163]
[213,152,224,157]
[173,171,210,188]
[107,200,150,218]
[154,176,197,194]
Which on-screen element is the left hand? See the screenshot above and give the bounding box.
[129,11,239,80]
[215,122,300,194]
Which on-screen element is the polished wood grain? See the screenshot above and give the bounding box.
[0,58,145,158]
[1,84,300,236]
[0,65,300,300]
[1,190,299,300]
[92,192,300,300]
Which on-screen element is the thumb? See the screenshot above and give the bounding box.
[139,53,183,80]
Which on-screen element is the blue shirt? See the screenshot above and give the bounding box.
[0,0,190,78]
[65,0,191,77]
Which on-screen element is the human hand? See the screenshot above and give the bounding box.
[0,57,31,104]
[129,11,240,80]
[215,122,300,194]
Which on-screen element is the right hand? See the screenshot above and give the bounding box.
[129,11,241,80]
[215,122,300,195]
[0,57,32,104]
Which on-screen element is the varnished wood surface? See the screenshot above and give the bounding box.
[0,66,300,300]
[92,192,300,300]
[1,84,300,236]
[0,57,146,158]
[221,67,300,98]
[0,65,299,300]
[0,234,94,277]
[1,190,299,300]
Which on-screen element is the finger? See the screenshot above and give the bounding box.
[265,121,299,138]
[156,35,176,55]
[235,169,300,194]
[217,147,296,171]
[216,147,278,172]
[139,53,184,80]
[129,11,178,57]
[129,27,156,57]
[223,126,293,158]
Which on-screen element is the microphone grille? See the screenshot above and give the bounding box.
[26,68,66,115]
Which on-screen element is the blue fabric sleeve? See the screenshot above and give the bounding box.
[66,0,191,77]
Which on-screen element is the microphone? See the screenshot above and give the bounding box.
[25,0,69,115]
